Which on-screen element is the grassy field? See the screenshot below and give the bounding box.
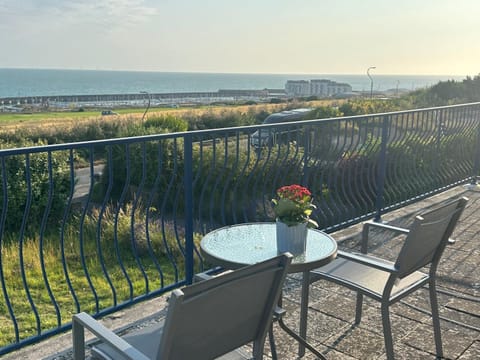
[0,100,333,131]
[0,107,173,131]
[0,203,201,347]
[0,237,177,346]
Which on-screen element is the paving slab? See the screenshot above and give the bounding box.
[457,340,480,359]
[403,321,479,360]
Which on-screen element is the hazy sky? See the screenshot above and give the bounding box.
[0,0,478,76]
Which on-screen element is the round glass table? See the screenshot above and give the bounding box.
[200,222,337,359]
[200,222,337,273]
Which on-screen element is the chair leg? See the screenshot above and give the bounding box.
[252,340,264,360]
[268,325,278,360]
[381,302,395,360]
[429,279,444,358]
[355,292,363,324]
[72,319,85,360]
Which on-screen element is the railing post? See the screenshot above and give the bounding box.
[184,134,195,284]
[374,115,390,222]
[470,105,480,185]
[435,109,443,182]
[302,125,311,185]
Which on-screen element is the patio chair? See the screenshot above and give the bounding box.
[72,253,292,360]
[310,196,468,360]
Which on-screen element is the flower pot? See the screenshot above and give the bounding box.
[276,219,308,256]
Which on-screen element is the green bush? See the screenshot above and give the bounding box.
[95,135,179,203]
[144,115,188,132]
[338,99,401,116]
[188,142,306,224]
[186,110,257,131]
[0,139,71,233]
[97,135,307,226]
[0,115,187,150]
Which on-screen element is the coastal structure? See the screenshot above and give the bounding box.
[285,79,352,98]
[0,89,284,110]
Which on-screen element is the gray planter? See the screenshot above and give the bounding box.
[276,220,308,256]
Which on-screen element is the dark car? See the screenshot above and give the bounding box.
[101,110,118,116]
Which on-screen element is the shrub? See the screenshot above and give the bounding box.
[144,115,188,132]
[0,139,71,233]
[186,110,256,130]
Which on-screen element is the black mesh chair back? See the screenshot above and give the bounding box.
[395,197,467,278]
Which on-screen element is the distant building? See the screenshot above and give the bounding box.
[285,80,311,97]
[286,79,352,98]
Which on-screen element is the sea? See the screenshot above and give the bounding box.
[0,68,465,98]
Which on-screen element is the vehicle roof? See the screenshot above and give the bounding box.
[263,108,313,124]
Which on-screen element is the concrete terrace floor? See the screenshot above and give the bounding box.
[4,186,480,360]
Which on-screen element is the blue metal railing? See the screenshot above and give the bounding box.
[0,102,479,354]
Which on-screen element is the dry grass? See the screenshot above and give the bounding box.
[0,100,334,133]
[0,202,193,346]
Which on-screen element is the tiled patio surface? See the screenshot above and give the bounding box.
[4,186,480,359]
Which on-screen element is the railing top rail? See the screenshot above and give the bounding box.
[0,131,185,156]
[1,102,479,156]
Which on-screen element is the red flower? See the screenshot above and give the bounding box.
[277,184,312,203]
[272,184,318,227]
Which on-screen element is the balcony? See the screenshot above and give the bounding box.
[0,103,479,358]
[3,185,479,359]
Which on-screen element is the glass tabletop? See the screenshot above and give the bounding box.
[200,222,337,273]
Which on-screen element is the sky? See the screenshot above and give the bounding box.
[0,0,478,76]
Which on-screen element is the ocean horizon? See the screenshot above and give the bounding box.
[0,68,465,98]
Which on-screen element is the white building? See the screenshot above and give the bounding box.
[286,79,352,98]
[285,80,311,97]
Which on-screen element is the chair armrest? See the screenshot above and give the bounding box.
[194,269,233,282]
[337,250,398,273]
[361,220,409,253]
[72,312,149,360]
[194,272,213,282]
[363,220,410,235]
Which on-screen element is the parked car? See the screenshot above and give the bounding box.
[101,110,118,116]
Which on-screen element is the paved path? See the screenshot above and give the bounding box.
[73,165,104,201]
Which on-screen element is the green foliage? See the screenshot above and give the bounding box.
[408,74,480,107]
[308,106,343,119]
[0,201,192,346]
[97,137,307,225]
[186,109,257,130]
[251,109,271,123]
[331,74,480,114]
[338,99,402,116]
[0,115,188,149]
[144,115,188,132]
[97,137,179,202]
[325,123,476,212]
[0,139,71,232]
[190,142,306,224]
[80,202,194,259]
